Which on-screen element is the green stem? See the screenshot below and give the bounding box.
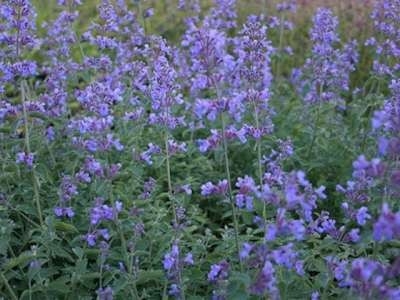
[307,85,324,158]
[212,79,242,270]
[221,114,242,270]
[0,272,18,300]
[164,130,185,300]
[21,81,44,227]
[11,207,41,228]
[164,131,178,227]
[108,182,139,299]
[137,1,148,35]
[253,102,265,219]
[275,13,285,83]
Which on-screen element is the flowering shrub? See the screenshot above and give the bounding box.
[0,0,399,299]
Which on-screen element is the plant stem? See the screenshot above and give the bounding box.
[108,178,139,299]
[253,101,265,219]
[164,131,178,227]
[307,102,321,158]
[0,272,18,300]
[307,85,324,158]
[137,1,148,35]
[21,81,44,227]
[221,114,242,270]
[275,13,285,83]
[164,130,185,300]
[212,79,242,269]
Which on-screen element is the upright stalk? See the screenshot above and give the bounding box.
[307,85,324,158]
[164,131,178,227]
[21,81,44,227]
[0,272,18,300]
[137,1,148,35]
[213,80,242,269]
[275,13,285,83]
[252,101,265,219]
[220,114,241,268]
[164,128,185,300]
[109,186,139,299]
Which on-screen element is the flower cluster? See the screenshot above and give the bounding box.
[293,8,358,105]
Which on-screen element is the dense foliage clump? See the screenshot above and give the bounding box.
[1,0,400,299]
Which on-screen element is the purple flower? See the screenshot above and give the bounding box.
[84,156,104,177]
[311,291,320,300]
[348,228,360,243]
[53,206,75,218]
[97,286,113,300]
[201,179,228,197]
[326,256,349,285]
[373,203,400,241]
[140,177,157,199]
[184,253,194,265]
[239,242,253,260]
[201,182,215,196]
[293,8,358,105]
[140,143,161,165]
[85,233,97,247]
[16,152,34,167]
[250,260,278,297]
[89,199,121,225]
[168,284,180,297]
[208,260,229,282]
[370,0,400,75]
[163,245,179,271]
[355,207,371,226]
[270,243,302,274]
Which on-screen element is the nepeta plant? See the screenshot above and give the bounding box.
[367,0,400,76]
[1,0,400,299]
[293,7,358,105]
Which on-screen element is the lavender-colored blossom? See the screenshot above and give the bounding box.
[265,208,306,241]
[53,206,74,218]
[16,152,34,168]
[369,0,400,75]
[348,228,361,243]
[84,156,104,177]
[311,291,320,300]
[208,260,229,282]
[97,286,113,300]
[276,1,297,13]
[145,45,185,130]
[293,8,358,105]
[0,0,39,91]
[355,206,371,226]
[163,244,180,271]
[163,242,193,299]
[140,143,161,165]
[326,256,349,285]
[239,242,253,260]
[270,243,303,275]
[89,198,122,225]
[373,203,400,241]
[235,175,258,210]
[250,260,278,298]
[140,177,157,200]
[201,180,228,197]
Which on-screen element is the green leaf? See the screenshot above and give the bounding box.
[47,276,71,294]
[54,221,78,233]
[2,252,35,271]
[136,270,164,285]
